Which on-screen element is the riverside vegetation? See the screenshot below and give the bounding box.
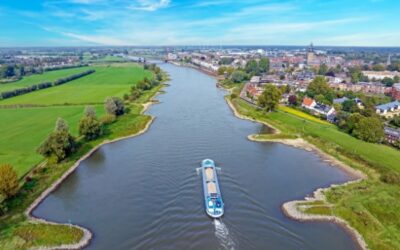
[0,62,167,249]
[223,82,400,250]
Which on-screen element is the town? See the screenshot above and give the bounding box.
[165,44,400,148]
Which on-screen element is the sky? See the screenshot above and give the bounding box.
[0,0,399,47]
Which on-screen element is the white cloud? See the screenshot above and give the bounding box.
[60,32,127,45]
[70,0,100,4]
[129,0,171,11]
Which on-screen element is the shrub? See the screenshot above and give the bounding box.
[105,97,125,116]
[381,171,400,184]
[37,118,77,163]
[79,106,102,140]
[0,164,19,199]
[99,114,116,124]
[230,93,237,99]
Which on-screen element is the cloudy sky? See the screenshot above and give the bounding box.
[0,0,399,47]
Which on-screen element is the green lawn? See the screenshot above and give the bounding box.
[230,96,400,250]
[233,98,400,173]
[0,106,105,177]
[0,67,93,92]
[0,64,152,106]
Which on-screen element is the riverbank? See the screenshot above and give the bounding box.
[220,84,400,249]
[0,80,166,249]
[225,95,369,249]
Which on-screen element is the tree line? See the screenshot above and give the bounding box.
[0,69,95,100]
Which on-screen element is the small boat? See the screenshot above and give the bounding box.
[200,159,224,218]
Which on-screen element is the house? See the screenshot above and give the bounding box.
[391,83,400,100]
[302,97,336,120]
[362,71,400,80]
[333,97,349,104]
[375,101,400,118]
[302,97,316,109]
[384,127,400,144]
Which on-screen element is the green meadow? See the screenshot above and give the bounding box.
[0,64,152,106]
[0,63,152,177]
[0,106,105,177]
[230,96,400,250]
[0,67,93,92]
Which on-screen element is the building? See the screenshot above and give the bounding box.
[333,97,349,104]
[306,43,316,66]
[391,83,400,100]
[384,126,400,144]
[302,97,336,119]
[375,101,400,118]
[362,71,400,80]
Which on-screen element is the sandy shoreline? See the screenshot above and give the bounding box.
[225,96,368,250]
[25,94,162,249]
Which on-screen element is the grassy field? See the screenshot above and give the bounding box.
[0,106,105,177]
[0,64,152,106]
[278,105,331,125]
[0,63,163,249]
[0,67,92,92]
[229,95,400,250]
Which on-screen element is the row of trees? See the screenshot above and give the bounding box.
[125,64,163,101]
[38,97,125,163]
[0,70,95,100]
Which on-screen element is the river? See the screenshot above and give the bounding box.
[33,63,358,250]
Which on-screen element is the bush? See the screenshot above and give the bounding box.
[37,118,77,163]
[381,171,400,184]
[99,114,116,124]
[79,106,102,140]
[230,93,238,99]
[0,164,19,199]
[105,97,125,116]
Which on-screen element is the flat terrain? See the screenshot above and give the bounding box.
[0,106,104,177]
[0,64,152,106]
[0,67,93,92]
[0,63,152,177]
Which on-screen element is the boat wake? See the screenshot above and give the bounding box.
[214,219,236,250]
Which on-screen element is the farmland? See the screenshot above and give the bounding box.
[0,64,152,106]
[0,105,104,177]
[0,66,93,92]
[0,63,152,177]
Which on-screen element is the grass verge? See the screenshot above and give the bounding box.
[226,88,400,250]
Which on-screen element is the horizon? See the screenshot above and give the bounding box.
[0,0,399,47]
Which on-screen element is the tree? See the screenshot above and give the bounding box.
[257,84,282,112]
[341,113,363,133]
[318,64,328,76]
[259,58,270,73]
[37,118,77,163]
[306,76,335,104]
[352,116,384,143]
[105,97,125,116]
[288,95,297,106]
[230,70,247,83]
[79,106,102,140]
[390,116,400,128]
[245,59,259,75]
[0,164,19,199]
[372,64,385,71]
[381,77,394,87]
[394,75,400,83]
[342,99,359,113]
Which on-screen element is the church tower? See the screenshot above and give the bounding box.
[306,42,315,65]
